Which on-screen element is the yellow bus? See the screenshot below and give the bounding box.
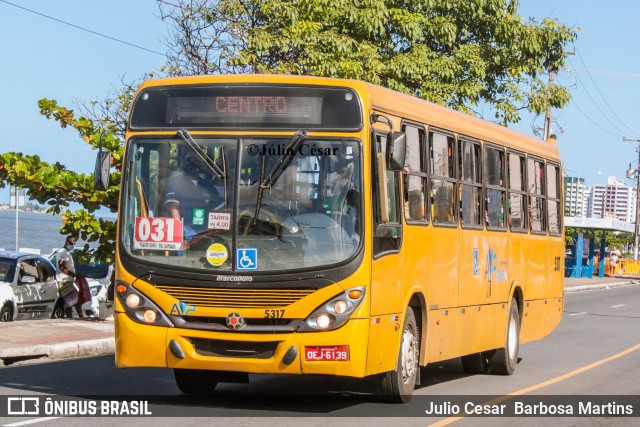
[104,74,563,402]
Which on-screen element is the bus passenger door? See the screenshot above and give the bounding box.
[367,132,403,374]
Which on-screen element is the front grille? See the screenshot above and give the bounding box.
[190,338,279,359]
[156,285,314,308]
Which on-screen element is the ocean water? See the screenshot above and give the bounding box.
[0,210,106,255]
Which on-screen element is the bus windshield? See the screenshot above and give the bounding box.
[121,136,362,273]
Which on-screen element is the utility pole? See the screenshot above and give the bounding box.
[543,70,556,141]
[624,137,640,260]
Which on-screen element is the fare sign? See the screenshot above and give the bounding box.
[304,346,350,362]
[134,217,183,250]
[208,212,231,230]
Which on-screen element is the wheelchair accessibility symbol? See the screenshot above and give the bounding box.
[237,248,258,270]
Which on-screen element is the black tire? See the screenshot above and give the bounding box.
[489,299,520,375]
[51,300,65,319]
[461,351,491,374]
[174,369,220,394]
[376,308,420,403]
[0,304,13,322]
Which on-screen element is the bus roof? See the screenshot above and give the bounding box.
[136,74,560,161]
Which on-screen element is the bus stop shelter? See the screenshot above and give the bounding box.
[564,217,635,278]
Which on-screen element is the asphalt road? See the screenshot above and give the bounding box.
[1,284,640,426]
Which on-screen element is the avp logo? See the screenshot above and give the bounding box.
[484,246,497,282]
[170,301,197,316]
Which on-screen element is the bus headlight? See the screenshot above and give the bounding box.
[126,294,141,308]
[298,286,365,332]
[116,282,173,327]
[334,300,348,314]
[314,313,333,329]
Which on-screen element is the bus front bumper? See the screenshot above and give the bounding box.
[114,312,370,377]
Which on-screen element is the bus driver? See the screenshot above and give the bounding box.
[164,151,223,239]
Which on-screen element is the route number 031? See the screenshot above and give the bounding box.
[134,217,184,250]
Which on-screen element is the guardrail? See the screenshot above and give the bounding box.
[594,257,640,278]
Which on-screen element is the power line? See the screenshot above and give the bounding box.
[569,98,623,138]
[569,59,630,138]
[571,66,640,81]
[0,0,165,57]
[575,49,640,138]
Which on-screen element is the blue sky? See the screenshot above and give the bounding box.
[1,0,639,205]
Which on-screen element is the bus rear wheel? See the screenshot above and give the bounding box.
[173,369,219,394]
[489,298,520,375]
[376,308,419,403]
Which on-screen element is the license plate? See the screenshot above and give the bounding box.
[304,346,350,361]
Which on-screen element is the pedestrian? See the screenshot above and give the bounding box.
[608,245,621,277]
[55,235,84,318]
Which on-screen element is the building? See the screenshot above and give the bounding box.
[587,176,637,222]
[564,176,588,217]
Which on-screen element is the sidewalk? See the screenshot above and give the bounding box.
[0,317,114,366]
[0,277,638,366]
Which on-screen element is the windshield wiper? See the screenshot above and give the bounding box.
[253,130,307,225]
[177,130,226,179]
[177,129,229,209]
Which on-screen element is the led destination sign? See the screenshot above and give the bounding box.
[172,94,323,124]
[214,96,289,114]
[130,84,362,130]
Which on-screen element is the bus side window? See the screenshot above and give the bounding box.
[403,124,427,224]
[546,163,561,235]
[373,133,402,256]
[459,138,482,227]
[483,145,506,229]
[508,151,527,231]
[430,131,457,225]
[527,157,546,233]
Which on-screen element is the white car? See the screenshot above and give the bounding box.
[0,251,64,321]
[48,250,114,318]
[0,274,17,321]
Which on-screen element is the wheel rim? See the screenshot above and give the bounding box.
[401,323,418,384]
[1,310,10,322]
[507,310,518,361]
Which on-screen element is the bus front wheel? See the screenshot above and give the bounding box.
[173,369,219,394]
[376,308,419,403]
[489,298,520,375]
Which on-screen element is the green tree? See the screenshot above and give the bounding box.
[160,0,577,124]
[0,93,129,262]
[1,0,577,260]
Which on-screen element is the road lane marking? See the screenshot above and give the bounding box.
[427,342,640,427]
[3,417,60,427]
[569,312,587,316]
[611,304,625,308]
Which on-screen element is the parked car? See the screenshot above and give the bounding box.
[48,249,114,318]
[0,251,64,321]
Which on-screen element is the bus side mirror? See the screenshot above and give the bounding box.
[386,131,406,172]
[94,150,111,191]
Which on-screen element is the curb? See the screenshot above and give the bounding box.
[564,281,638,293]
[0,338,114,366]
